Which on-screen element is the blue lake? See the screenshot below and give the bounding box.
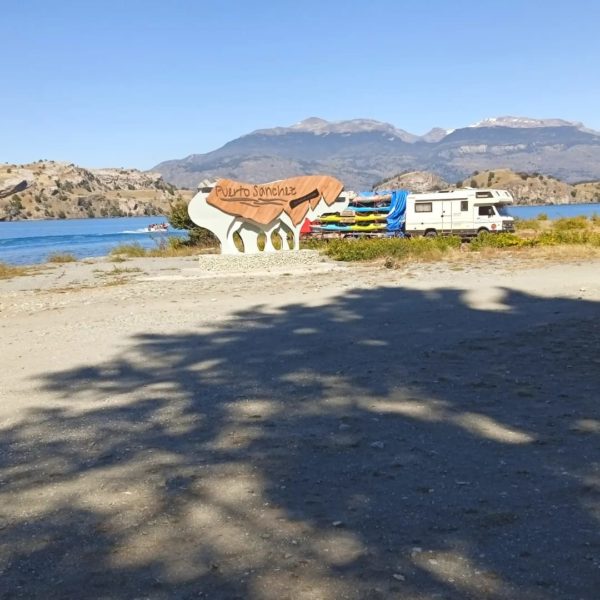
[504,203,600,220]
[0,216,187,265]
[1,203,599,266]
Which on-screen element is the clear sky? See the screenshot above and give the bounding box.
[1,0,598,169]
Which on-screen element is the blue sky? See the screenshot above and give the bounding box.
[1,0,598,169]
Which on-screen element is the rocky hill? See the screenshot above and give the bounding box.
[0,161,192,221]
[153,116,600,191]
[373,171,449,193]
[374,169,600,205]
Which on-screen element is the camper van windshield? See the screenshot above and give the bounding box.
[496,205,511,216]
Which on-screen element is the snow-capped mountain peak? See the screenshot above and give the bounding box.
[470,116,583,129]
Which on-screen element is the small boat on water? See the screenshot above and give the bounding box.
[147,223,169,232]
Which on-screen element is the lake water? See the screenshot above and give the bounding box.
[1,203,599,266]
[0,216,187,265]
[504,203,600,220]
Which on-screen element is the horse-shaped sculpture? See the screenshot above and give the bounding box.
[188,176,349,254]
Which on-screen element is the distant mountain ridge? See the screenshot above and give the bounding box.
[153,115,600,191]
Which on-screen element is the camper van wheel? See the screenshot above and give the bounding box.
[424,230,437,238]
[477,227,490,236]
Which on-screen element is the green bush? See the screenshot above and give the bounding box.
[538,230,600,247]
[168,198,219,248]
[514,218,541,231]
[321,236,461,262]
[553,216,590,231]
[470,232,529,250]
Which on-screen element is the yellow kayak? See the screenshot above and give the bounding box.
[317,213,387,223]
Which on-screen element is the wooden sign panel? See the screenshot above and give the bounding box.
[206,175,344,226]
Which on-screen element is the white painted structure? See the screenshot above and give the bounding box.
[405,188,515,237]
[188,183,351,254]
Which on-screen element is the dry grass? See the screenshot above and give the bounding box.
[109,243,148,258]
[109,239,216,259]
[94,266,143,278]
[93,265,145,287]
[102,278,132,287]
[47,252,77,263]
[0,261,30,279]
[146,245,211,257]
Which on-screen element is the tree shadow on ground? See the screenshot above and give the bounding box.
[1,284,599,599]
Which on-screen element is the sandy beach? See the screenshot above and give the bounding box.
[1,251,599,599]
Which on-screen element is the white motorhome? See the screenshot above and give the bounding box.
[405,188,515,237]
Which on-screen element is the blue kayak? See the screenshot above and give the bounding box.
[350,205,390,213]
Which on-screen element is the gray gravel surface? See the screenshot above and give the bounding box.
[1,257,599,599]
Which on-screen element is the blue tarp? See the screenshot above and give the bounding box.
[354,189,409,233]
[386,189,409,232]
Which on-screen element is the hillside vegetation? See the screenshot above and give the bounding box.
[0,161,193,221]
[375,169,600,204]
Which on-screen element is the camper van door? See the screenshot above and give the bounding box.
[440,201,455,233]
[475,205,495,231]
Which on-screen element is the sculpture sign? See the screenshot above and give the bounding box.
[188,175,348,254]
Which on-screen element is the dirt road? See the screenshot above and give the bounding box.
[1,253,599,599]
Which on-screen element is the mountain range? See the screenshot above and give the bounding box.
[153,116,600,190]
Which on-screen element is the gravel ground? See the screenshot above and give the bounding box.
[0,255,599,599]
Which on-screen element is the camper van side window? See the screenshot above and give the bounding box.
[415,202,432,213]
[476,191,494,199]
[461,201,468,211]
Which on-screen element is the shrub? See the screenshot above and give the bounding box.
[553,216,590,231]
[514,218,541,231]
[537,229,600,247]
[320,236,461,262]
[470,232,528,250]
[168,198,219,248]
[537,213,549,221]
